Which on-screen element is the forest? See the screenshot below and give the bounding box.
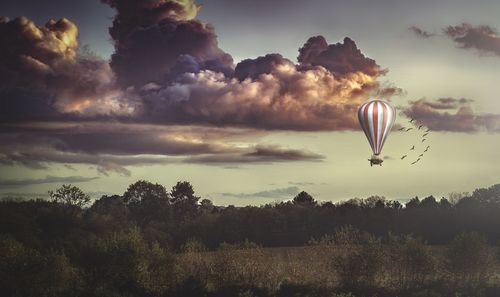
[1,181,500,297]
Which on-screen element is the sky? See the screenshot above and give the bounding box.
[0,0,499,205]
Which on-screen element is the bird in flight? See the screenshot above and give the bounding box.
[409,118,415,123]
[418,125,424,130]
[419,154,424,157]
[422,138,427,142]
[398,127,406,131]
[406,128,413,132]
[423,133,429,137]
[401,155,407,160]
[410,145,415,150]
[424,146,430,152]
[425,128,431,132]
[411,158,421,165]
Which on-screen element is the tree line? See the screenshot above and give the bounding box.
[2,181,500,249]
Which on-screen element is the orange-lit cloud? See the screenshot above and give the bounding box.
[0,17,136,118]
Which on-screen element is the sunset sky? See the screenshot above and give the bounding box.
[1,0,499,205]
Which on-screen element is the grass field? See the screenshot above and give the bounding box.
[174,243,500,293]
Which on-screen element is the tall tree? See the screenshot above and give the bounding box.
[123,180,169,204]
[170,181,200,219]
[49,184,90,207]
[292,191,316,206]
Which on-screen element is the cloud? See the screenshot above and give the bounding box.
[101,0,233,87]
[403,98,500,132]
[244,145,324,161]
[444,23,500,57]
[0,17,135,120]
[409,26,435,38]
[221,186,300,199]
[0,0,401,173]
[0,175,99,187]
[139,50,381,130]
[184,145,324,164]
[0,122,323,174]
[298,36,383,76]
[1,10,391,131]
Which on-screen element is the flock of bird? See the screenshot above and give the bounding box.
[397,118,431,165]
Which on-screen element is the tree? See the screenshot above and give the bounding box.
[405,197,420,209]
[200,198,214,213]
[471,184,500,205]
[170,181,200,219]
[439,197,452,209]
[87,195,130,231]
[81,227,174,296]
[123,180,169,204]
[292,191,316,206]
[364,195,387,208]
[419,196,439,209]
[49,184,90,207]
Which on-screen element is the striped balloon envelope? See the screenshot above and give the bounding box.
[357,100,396,156]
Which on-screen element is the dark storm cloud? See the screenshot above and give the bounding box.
[221,186,300,199]
[444,23,500,57]
[409,26,435,38]
[234,54,286,80]
[0,175,99,187]
[297,36,383,76]
[403,98,500,132]
[101,0,233,87]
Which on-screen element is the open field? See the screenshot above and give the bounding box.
[175,243,499,289]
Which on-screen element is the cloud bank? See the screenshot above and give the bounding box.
[0,0,400,174]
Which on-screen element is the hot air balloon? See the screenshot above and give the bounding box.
[357,100,396,166]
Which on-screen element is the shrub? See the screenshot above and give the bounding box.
[446,231,496,287]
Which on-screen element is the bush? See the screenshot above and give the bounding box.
[387,234,437,289]
[80,227,175,296]
[332,235,385,288]
[446,231,496,287]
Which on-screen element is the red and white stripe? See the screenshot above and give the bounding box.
[357,100,396,156]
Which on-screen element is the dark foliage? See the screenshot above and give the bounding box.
[1,182,500,296]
